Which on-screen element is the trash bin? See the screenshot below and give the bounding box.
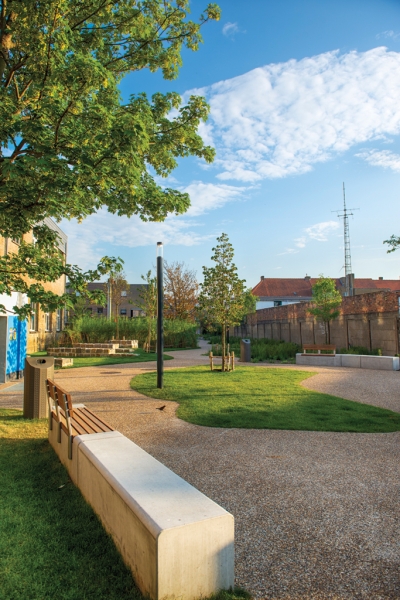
[240,339,251,362]
[23,356,55,419]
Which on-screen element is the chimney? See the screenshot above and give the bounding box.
[304,274,311,281]
[261,276,264,280]
[379,277,383,280]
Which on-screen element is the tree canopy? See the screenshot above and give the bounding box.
[164,261,198,321]
[384,235,400,253]
[308,275,342,344]
[198,233,250,371]
[0,0,220,317]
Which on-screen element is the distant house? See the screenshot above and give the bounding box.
[253,275,400,310]
[68,282,147,319]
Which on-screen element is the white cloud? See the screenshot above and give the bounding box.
[60,181,247,266]
[356,149,400,172]
[222,22,239,37]
[376,30,400,40]
[278,221,339,256]
[188,47,400,182]
[181,181,248,216]
[304,220,340,241]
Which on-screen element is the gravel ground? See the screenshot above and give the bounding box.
[1,341,399,600]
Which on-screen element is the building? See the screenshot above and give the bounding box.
[253,275,400,310]
[0,218,68,381]
[74,282,147,318]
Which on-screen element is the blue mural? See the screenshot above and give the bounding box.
[6,316,27,378]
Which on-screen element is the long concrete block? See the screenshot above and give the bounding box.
[360,355,400,371]
[48,425,234,600]
[341,354,361,368]
[296,354,340,367]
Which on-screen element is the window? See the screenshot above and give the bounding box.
[274,300,283,307]
[45,312,51,331]
[85,307,93,314]
[120,308,127,316]
[121,290,127,297]
[97,307,104,314]
[56,309,62,331]
[30,303,37,331]
[64,309,69,325]
[130,310,139,318]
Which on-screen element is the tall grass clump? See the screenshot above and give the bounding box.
[63,316,197,348]
[211,336,300,362]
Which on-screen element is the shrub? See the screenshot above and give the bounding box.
[211,336,300,362]
[61,316,197,349]
[339,346,381,356]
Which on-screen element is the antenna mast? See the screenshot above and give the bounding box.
[332,183,359,296]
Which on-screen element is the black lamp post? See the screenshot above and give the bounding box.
[156,241,164,388]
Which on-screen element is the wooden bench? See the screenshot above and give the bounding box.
[302,344,336,355]
[46,379,114,459]
[46,380,235,599]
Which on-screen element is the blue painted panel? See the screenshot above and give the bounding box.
[6,317,27,376]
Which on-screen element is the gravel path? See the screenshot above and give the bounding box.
[1,341,399,599]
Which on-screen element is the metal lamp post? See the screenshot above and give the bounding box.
[156,242,164,388]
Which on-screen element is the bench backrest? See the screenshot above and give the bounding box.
[303,345,336,350]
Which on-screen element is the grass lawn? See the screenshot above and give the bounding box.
[0,410,250,600]
[29,349,173,368]
[130,366,400,433]
[0,410,142,600]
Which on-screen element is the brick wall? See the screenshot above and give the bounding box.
[233,291,400,356]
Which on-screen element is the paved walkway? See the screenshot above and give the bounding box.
[1,340,399,599]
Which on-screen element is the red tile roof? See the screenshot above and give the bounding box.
[252,277,400,298]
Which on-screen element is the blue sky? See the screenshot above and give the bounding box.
[62,0,400,287]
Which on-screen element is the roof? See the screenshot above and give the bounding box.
[253,277,400,298]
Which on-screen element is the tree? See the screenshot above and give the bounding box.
[384,235,400,253]
[198,233,248,371]
[104,271,129,339]
[0,0,220,317]
[138,270,157,351]
[308,275,342,344]
[164,261,198,321]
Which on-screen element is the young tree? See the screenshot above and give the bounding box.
[104,271,129,339]
[0,0,220,317]
[308,275,342,344]
[138,270,157,352]
[198,234,248,371]
[164,261,198,321]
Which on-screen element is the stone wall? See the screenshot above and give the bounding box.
[232,291,400,356]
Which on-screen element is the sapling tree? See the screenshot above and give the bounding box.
[0,0,220,317]
[308,275,342,344]
[198,233,250,371]
[138,270,157,352]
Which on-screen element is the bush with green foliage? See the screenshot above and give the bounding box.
[62,317,197,348]
[211,336,300,362]
[339,346,382,356]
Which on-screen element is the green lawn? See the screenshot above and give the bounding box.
[130,366,400,433]
[0,410,250,600]
[29,349,173,368]
[0,410,142,600]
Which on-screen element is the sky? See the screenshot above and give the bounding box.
[61,0,400,287]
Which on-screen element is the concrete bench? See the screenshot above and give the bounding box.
[296,353,400,371]
[47,387,234,599]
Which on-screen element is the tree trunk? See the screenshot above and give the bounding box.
[324,321,328,344]
[147,318,151,352]
[116,317,119,340]
[222,322,226,372]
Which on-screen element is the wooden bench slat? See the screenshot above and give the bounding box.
[79,407,114,432]
[72,410,102,434]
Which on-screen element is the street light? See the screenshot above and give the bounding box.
[156,242,164,388]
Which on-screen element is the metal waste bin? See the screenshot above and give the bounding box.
[240,339,251,362]
[23,356,55,419]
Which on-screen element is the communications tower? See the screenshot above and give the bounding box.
[332,183,359,296]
